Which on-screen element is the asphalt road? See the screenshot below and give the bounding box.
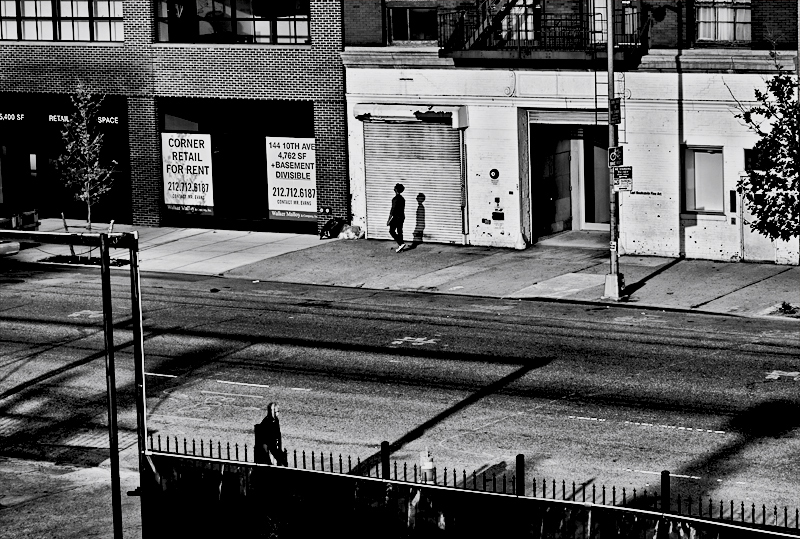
[1,263,798,516]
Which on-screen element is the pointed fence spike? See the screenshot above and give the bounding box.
[244,444,247,462]
[184,438,187,455]
[227,442,231,460]
[158,435,162,451]
[235,443,239,460]
[444,467,448,486]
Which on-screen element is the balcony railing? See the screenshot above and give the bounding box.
[438,5,645,54]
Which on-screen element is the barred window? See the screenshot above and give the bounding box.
[0,0,123,41]
[696,0,750,42]
[156,0,310,44]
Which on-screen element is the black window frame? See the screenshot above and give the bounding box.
[682,146,726,214]
[0,0,124,41]
[388,6,437,43]
[155,0,311,45]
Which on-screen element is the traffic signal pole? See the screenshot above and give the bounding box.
[603,0,625,300]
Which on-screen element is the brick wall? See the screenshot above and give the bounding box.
[345,0,385,45]
[0,0,348,231]
[751,0,798,49]
[648,0,798,50]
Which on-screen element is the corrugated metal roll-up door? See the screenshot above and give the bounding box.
[364,122,465,244]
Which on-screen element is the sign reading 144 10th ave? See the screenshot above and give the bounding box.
[161,133,214,211]
[266,137,317,221]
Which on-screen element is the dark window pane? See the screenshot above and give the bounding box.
[391,8,409,40]
[408,8,436,40]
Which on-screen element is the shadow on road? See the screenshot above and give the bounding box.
[351,360,553,476]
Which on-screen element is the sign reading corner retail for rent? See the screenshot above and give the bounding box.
[161,133,214,210]
[266,137,317,221]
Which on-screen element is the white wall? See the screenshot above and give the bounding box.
[345,66,799,262]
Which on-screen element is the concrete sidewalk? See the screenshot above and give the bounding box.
[11,218,800,319]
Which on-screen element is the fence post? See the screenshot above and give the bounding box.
[516,454,525,497]
[661,470,670,513]
[381,441,390,479]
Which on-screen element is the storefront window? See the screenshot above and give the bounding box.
[684,147,724,213]
[156,0,310,44]
[0,0,123,41]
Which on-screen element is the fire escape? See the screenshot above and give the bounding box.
[437,0,647,64]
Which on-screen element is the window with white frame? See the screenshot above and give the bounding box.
[696,0,750,42]
[684,147,724,213]
[0,0,123,41]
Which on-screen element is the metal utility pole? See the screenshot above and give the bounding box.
[0,229,144,539]
[100,234,123,539]
[603,0,625,300]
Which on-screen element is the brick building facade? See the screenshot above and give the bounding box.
[0,0,348,233]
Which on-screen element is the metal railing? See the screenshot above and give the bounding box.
[438,7,644,53]
[147,433,800,532]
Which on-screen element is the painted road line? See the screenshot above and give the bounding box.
[145,372,178,378]
[149,414,205,421]
[569,415,607,422]
[624,421,725,434]
[199,390,264,399]
[290,388,311,392]
[628,469,702,480]
[216,380,270,389]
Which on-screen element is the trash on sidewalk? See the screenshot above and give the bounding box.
[338,225,365,240]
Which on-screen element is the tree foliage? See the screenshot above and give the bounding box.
[54,83,116,231]
[732,64,799,242]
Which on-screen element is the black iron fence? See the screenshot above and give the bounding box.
[438,7,644,53]
[148,434,800,533]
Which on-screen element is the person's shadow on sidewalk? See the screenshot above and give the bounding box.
[409,193,426,250]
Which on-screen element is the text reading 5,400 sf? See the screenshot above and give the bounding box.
[272,187,315,198]
[167,182,209,193]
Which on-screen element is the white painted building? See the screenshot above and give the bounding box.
[343,47,798,265]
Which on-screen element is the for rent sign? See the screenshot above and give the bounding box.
[162,133,214,210]
[266,137,317,221]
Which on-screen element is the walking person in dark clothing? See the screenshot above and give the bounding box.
[388,183,407,252]
[255,402,285,465]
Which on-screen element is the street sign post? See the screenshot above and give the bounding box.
[608,146,623,167]
[610,98,621,125]
[613,166,633,191]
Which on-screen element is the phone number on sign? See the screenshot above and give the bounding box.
[167,182,209,193]
[272,187,315,198]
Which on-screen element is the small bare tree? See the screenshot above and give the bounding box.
[54,83,116,231]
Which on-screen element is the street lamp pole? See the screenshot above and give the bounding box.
[603,0,625,300]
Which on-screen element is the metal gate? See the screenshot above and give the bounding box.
[364,122,465,245]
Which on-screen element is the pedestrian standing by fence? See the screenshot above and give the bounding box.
[388,183,407,252]
[255,402,286,466]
